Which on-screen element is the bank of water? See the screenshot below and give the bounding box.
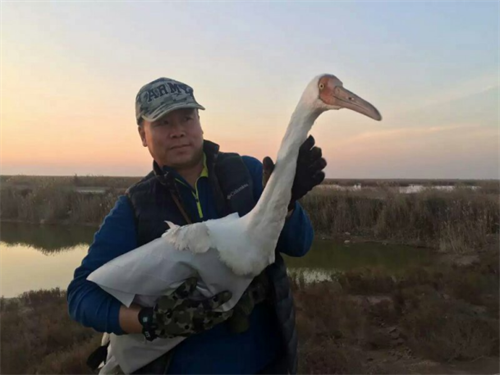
[0,222,435,298]
[284,239,434,283]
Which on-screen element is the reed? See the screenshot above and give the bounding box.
[302,186,499,252]
[1,175,140,189]
[1,181,117,225]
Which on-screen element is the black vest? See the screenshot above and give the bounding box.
[126,141,298,374]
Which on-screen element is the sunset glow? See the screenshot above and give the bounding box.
[1,2,498,178]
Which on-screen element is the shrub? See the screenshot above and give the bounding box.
[0,289,100,374]
[400,296,499,361]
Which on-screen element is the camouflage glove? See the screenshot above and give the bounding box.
[138,278,233,341]
[227,271,270,334]
[263,135,327,211]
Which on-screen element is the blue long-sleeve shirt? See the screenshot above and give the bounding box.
[67,155,313,374]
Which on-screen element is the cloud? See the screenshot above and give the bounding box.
[319,121,498,179]
[392,71,499,116]
[337,123,476,145]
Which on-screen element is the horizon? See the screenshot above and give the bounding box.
[2,174,498,182]
[1,2,498,179]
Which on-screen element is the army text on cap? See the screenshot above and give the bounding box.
[144,83,194,103]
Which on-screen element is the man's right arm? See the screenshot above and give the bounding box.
[67,195,138,335]
[68,195,234,337]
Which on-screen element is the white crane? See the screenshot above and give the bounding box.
[88,74,382,373]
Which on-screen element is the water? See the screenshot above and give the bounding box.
[284,239,433,283]
[317,184,480,194]
[0,222,434,298]
[1,223,96,298]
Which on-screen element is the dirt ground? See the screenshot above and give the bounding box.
[367,348,499,374]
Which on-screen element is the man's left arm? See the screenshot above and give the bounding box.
[242,156,315,258]
[277,201,314,257]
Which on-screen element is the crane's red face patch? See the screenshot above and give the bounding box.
[318,75,344,106]
[318,76,336,105]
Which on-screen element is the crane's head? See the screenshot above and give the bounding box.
[305,74,382,121]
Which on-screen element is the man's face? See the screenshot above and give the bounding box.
[138,108,204,169]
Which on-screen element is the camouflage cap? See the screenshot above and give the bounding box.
[135,78,205,125]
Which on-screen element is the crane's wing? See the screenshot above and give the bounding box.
[88,235,254,310]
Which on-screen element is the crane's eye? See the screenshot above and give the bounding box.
[319,83,325,90]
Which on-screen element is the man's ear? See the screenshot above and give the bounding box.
[197,111,204,135]
[138,126,147,147]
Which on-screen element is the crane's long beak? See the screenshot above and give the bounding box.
[334,86,382,121]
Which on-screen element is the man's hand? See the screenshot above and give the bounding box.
[138,278,233,340]
[263,135,327,211]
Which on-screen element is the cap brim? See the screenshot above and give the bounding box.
[142,102,205,123]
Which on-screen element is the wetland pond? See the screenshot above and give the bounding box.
[0,222,434,298]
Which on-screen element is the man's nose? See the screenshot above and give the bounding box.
[169,122,185,138]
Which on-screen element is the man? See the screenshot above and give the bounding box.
[68,77,326,374]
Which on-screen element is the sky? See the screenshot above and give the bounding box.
[1,1,498,179]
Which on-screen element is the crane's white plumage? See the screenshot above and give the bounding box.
[88,74,382,374]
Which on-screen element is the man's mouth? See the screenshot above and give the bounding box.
[170,144,190,150]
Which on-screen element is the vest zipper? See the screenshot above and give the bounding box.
[193,180,204,220]
[173,176,204,221]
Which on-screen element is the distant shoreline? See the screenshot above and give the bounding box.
[1,218,100,228]
[1,176,498,253]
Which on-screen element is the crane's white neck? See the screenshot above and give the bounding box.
[244,100,322,255]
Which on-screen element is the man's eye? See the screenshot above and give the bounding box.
[185,116,193,121]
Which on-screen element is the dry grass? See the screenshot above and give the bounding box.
[0,182,117,225]
[0,289,100,374]
[1,175,140,189]
[400,295,498,362]
[1,250,498,374]
[292,281,374,374]
[302,187,499,253]
[291,245,499,372]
